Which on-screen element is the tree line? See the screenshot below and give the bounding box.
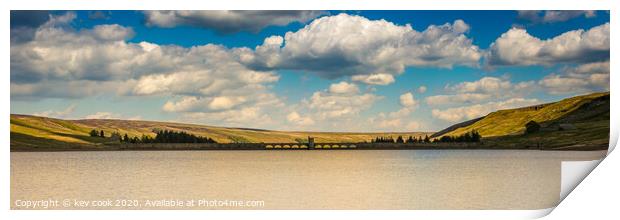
[433,130,481,143]
[371,130,481,143]
[89,129,106,137]
[89,129,217,144]
[372,135,431,143]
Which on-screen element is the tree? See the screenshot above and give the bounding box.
[424,135,430,143]
[123,134,130,143]
[141,134,153,143]
[89,129,98,137]
[373,136,397,143]
[396,136,404,143]
[433,130,481,143]
[99,130,105,137]
[439,136,453,142]
[149,129,216,144]
[471,130,481,142]
[406,136,414,143]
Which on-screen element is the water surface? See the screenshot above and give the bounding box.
[10,150,606,209]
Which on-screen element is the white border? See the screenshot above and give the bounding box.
[2,0,617,219]
[2,0,615,10]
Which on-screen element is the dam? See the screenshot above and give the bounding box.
[114,136,486,151]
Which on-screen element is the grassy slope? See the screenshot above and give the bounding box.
[10,114,429,150]
[483,112,609,150]
[437,92,610,149]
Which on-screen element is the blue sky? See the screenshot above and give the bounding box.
[10,10,610,131]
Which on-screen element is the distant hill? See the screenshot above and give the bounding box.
[431,117,483,138]
[433,92,610,150]
[10,92,610,151]
[10,114,429,151]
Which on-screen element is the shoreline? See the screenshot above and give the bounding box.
[10,142,609,152]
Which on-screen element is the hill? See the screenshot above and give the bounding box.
[430,117,483,138]
[433,92,610,150]
[10,114,429,151]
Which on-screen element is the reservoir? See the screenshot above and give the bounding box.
[10,150,605,209]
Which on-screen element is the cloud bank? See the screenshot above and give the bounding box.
[239,13,482,83]
[11,12,285,128]
[486,23,609,66]
[144,10,325,34]
[517,10,596,24]
[11,11,610,131]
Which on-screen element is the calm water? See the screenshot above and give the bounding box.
[11,150,606,210]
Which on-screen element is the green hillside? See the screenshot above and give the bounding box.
[10,114,429,151]
[434,92,610,149]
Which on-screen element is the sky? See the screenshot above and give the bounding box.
[10,10,610,132]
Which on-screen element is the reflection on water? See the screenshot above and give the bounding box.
[11,150,605,210]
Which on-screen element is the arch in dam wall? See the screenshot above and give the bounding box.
[262,143,358,149]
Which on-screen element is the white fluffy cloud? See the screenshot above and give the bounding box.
[351,73,395,85]
[162,95,253,112]
[539,61,609,94]
[286,111,315,126]
[33,104,76,119]
[417,86,427,93]
[304,86,380,120]
[290,86,425,132]
[92,24,135,41]
[11,80,132,99]
[328,81,360,95]
[448,76,513,93]
[273,81,384,131]
[426,93,493,106]
[11,14,171,84]
[426,76,536,106]
[372,118,421,131]
[11,12,285,129]
[284,81,381,129]
[240,13,482,82]
[143,10,324,34]
[83,111,142,120]
[399,92,417,108]
[431,98,540,122]
[175,106,277,127]
[486,23,609,66]
[367,92,422,132]
[84,112,120,119]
